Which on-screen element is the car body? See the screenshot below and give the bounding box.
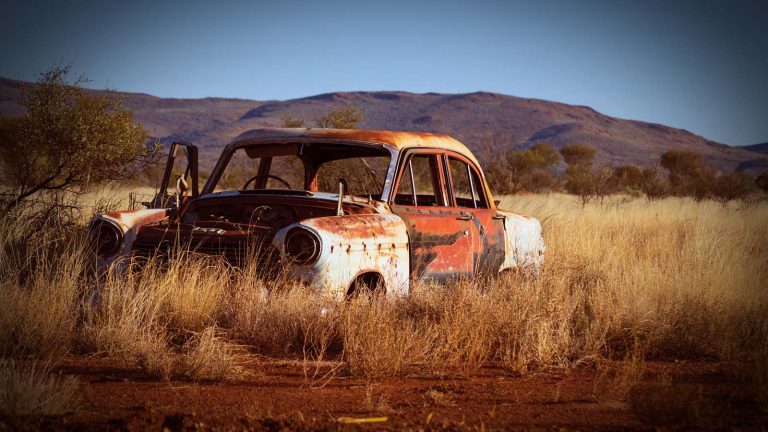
[90,128,545,300]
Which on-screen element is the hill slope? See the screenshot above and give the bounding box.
[2,77,766,173]
[743,142,768,155]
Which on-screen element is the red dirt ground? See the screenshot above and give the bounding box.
[1,358,764,431]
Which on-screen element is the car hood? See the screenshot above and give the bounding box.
[194,190,391,214]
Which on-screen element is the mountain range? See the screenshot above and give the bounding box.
[1,76,766,174]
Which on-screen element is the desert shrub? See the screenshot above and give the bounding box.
[611,165,644,191]
[561,166,615,205]
[280,113,306,128]
[660,149,702,189]
[559,144,596,167]
[711,172,757,206]
[0,66,158,215]
[496,143,560,193]
[316,107,364,129]
[757,171,768,193]
[659,149,716,199]
[0,360,79,417]
[559,144,617,205]
[640,167,669,200]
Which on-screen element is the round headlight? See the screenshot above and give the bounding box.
[284,228,321,265]
[89,220,123,256]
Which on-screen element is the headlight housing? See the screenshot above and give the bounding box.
[89,220,123,256]
[284,228,321,265]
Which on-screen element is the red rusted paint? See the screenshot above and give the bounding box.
[231,128,479,163]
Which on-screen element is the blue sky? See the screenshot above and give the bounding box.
[1,0,766,145]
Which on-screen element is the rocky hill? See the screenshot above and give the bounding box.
[744,142,768,155]
[2,77,765,173]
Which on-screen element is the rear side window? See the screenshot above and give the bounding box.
[448,157,487,209]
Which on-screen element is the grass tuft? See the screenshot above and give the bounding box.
[0,360,79,417]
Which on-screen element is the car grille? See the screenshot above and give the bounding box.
[132,235,279,269]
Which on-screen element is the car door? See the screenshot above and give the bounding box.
[150,141,199,209]
[389,151,475,281]
[444,153,506,275]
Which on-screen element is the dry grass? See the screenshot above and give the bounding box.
[180,327,245,382]
[502,194,768,362]
[362,382,395,413]
[0,213,85,360]
[0,193,765,392]
[0,360,79,417]
[79,260,244,380]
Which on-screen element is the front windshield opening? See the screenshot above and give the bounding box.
[211,142,392,198]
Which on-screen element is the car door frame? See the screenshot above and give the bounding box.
[388,148,476,282]
[152,141,199,209]
[442,151,507,276]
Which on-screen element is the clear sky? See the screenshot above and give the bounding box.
[1,0,766,145]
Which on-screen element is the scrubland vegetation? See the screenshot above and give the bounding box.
[0,191,766,416]
[0,68,765,422]
[485,142,767,206]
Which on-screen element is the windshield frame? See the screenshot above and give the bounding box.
[202,138,399,201]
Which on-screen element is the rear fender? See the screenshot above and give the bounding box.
[497,210,545,275]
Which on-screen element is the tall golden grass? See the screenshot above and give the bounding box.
[0,192,766,410]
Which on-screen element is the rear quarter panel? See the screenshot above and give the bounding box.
[497,210,546,275]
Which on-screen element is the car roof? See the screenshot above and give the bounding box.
[230,128,479,165]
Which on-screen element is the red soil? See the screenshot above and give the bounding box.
[1,358,764,431]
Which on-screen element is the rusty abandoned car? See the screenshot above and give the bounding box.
[90,129,545,300]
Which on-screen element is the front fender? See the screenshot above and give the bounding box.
[273,214,410,300]
[89,208,170,267]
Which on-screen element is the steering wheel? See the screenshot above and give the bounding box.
[242,174,292,190]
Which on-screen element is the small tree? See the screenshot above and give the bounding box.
[501,143,560,193]
[0,66,158,214]
[559,144,596,168]
[711,172,756,207]
[659,149,708,196]
[611,165,643,191]
[660,150,702,179]
[564,168,594,205]
[640,168,669,201]
[593,167,615,204]
[560,144,600,205]
[756,170,768,193]
[280,113,306,128]
[316,107,364,129]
